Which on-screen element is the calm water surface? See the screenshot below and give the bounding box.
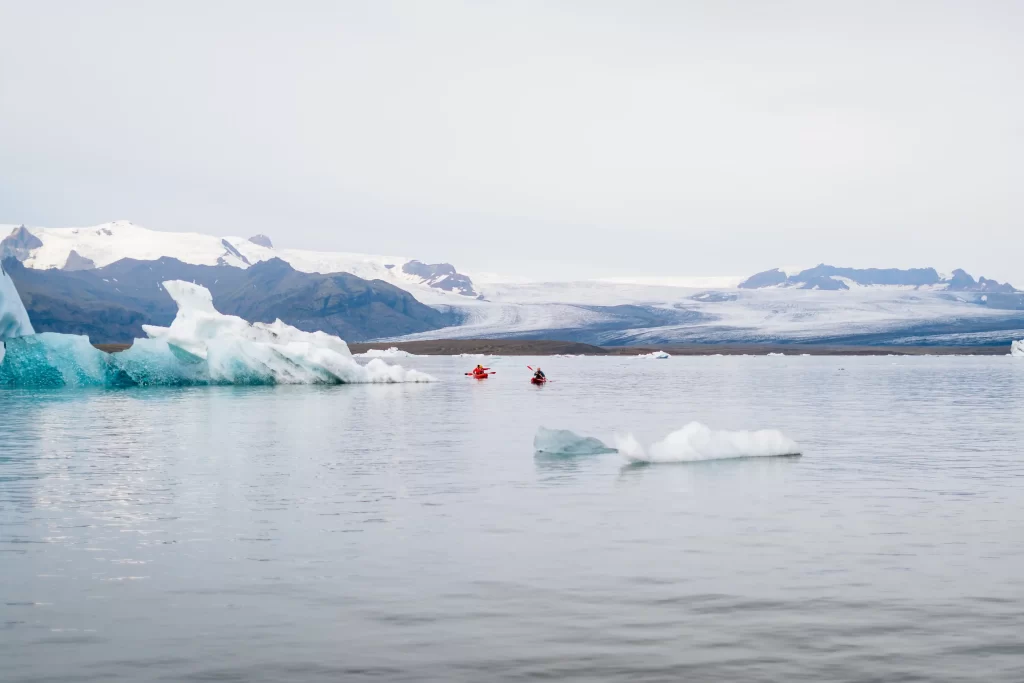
[2,355,1024,682]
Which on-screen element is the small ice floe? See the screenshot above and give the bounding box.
[356,346,417,359]
[614,422,800,464]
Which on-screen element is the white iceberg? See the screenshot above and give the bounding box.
[0,264,35,365]
[0,280,433,388]
[1012,340,1024,357]
[615,422,800,463]
[356,346,417,359]
[533,427,617,456]
[638,350,671,359]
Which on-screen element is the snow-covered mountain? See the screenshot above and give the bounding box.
[0,221,477,305]
[3,221,1023,346]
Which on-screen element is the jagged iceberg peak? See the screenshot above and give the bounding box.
[1012,340,1024,357]
[0,279,433,387]
[125,279,433,385]
[0,261,34,342]
[142,280,352,361]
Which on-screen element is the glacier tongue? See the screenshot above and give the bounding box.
[0,279,433,388]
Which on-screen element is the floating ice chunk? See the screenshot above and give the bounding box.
[615,422,800,463]
[0,280,433,387]
[356,346,416,358]
[638,351,670,359]
[1012,340,1024,357]
[533,427,617,456]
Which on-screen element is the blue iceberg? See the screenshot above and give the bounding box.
[0,278,433,388]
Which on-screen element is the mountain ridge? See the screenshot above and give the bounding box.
[3,256,452,343]
[739,264,1018,293]
[0,221,479,303]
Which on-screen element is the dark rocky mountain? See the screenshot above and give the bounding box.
[248,234,273,248]
[402,260,478,297]
[63,250,96,271]
[740,264,1018,295]
[1,226,43,262]
[737,268,787,289]
[4,257,453,343]
[945,268,1016,294]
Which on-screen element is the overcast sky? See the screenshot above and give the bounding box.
[1,1,1022,282]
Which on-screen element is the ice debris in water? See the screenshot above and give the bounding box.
[356,346,417,358]
[638,351,671,359]
[533,427,617,456]
[615,422,800,463]
[0,280,434,388]
[1012,340,1024,357]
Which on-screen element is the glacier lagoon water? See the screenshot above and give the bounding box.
[3,354,1024,682]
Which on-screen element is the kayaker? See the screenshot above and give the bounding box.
[472,364,489,378]
[532,367,546,382]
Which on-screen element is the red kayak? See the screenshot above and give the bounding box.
[531,377,546,385]
[466,368,493,379]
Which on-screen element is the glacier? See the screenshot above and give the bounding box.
[615,422,800,463]
[0,279,433,388]
[533,427,617,456]
[1013,340,1024,357]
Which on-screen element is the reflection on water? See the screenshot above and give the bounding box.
[2,356,1024,682]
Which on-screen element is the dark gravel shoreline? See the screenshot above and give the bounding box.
[90,340,1013,356]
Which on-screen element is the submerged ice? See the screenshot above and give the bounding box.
[533,427,617,456]
[615,422,800,463]
[0,280,433,388]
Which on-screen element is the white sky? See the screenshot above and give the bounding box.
[1,1,1022,283]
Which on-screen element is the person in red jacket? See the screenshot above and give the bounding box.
[471,364,489,378]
